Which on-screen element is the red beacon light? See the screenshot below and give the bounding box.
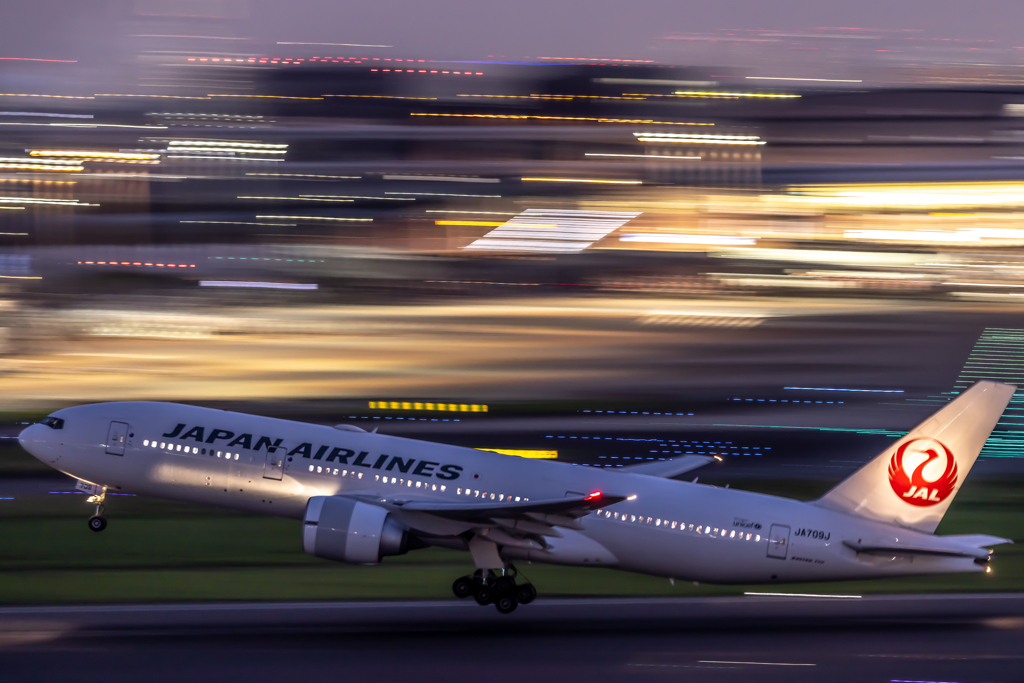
[585,491,602,500]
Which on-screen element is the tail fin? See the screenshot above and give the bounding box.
[813,380,1014,533]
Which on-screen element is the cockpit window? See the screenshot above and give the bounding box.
[41,416,64,430]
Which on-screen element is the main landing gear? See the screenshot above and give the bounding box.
[86,493,107,532]
[452,566,537,614]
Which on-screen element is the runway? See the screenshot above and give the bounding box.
[2,595,1023,682]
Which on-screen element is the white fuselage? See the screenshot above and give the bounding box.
[19,401,985,584]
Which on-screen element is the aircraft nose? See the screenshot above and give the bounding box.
[18,424,49,460]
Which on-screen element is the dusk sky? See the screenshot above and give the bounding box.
[0,0,1022,62]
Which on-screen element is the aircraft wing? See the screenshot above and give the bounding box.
[395,491,625,521]
[621,455,717,478]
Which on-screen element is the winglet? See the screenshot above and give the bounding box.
[622,455,716,478]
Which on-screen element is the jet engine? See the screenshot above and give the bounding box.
[303,496,409,565]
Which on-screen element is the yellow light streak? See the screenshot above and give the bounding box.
[369,400,488,412]
[0,163,82,172]
[207,94,324,100]
[0,94,94,99]
[323,94,438,100]
[0,178,76,185]
[622,91,798,99]
[31,150,160,160]
[521,177,642,184]
[435,220,505,226]
[674,90,798,99]
[476,448,558,459]
[781,182,1024,209]
[0,275,42,279]
[411,113,713,126]
[455,94,645,101]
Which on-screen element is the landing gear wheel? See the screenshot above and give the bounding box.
[88,515,107,532]
[516,584,537,604]
[495,595,518,614]
[474,585,494,606]
[452,576,476,599]
[493,576,515,595]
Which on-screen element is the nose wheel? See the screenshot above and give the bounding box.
[86,494,108,532]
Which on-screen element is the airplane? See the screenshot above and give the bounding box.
[17,380,1015,614]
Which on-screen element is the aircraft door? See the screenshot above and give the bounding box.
[263,448,285,480]
[106,421,129,456]
[766,524,790,560]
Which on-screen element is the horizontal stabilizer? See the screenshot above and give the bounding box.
[940,534,1013,548]
[842,537,1001,560]
[622,455,716,478]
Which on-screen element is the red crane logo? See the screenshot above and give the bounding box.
[887,437,958,507]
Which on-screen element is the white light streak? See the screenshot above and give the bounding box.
[237,196,354,202]
[384,192,500,198]
[0,157,81,165]
[0,112,93,119]
[585,153,701,160]
[299,195,415,201]
[180,221,297,226]
[522,177,642,185]
[383,175,500,183]
[246,173,360,179]
[744,592,861,598]
[634,132,765,146]
[276,42,392,47]
[256,215,372,222]
[844,230,980,242]
[200,281,318,289]
[167,155,283,162]
[784,387,903,393]
[464,208,640,253]
[699,661,816,666]
[621,234,756,246]
[745,76,862,82]
[0,196,92,206]
[425,210,518,215]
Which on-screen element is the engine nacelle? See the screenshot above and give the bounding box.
[303,496,409,565]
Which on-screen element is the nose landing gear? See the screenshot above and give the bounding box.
[86,492,107,532]
[452,566,536,614]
